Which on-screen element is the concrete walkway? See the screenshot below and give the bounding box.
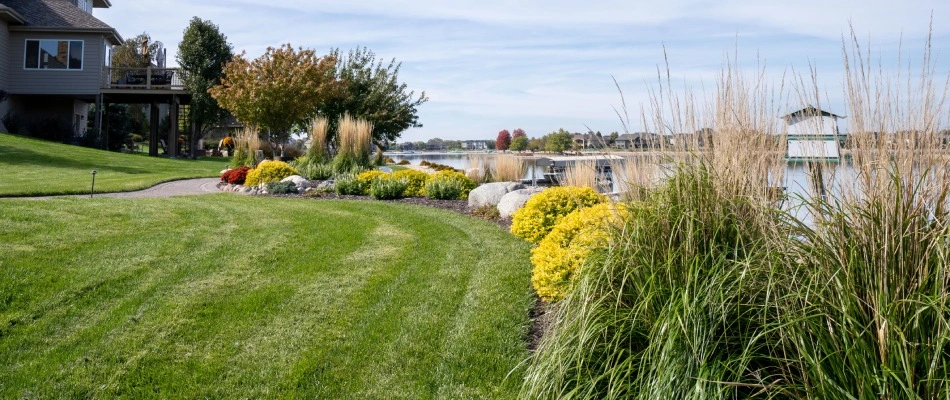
[17,178,224,200]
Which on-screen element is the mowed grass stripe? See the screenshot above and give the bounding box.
[0,132,227,196]
[0,196,533,398]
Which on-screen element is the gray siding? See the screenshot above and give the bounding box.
[7,31,105,95]
[0,20,9,91]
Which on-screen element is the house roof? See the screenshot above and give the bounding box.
[0,4,25,23]
[1,0,121,44]
[782,106,846,121]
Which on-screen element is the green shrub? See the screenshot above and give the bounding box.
[424,170,477,200]
[334,173,364,195]
[292,157,334,180]
[244,160,298,187]
[530,203,628,302]
[397,159,410,165]
[266,181,298,194]
[130,133,145,142]
[510,186,605,244]
[369,176,409,200]
[393,169,430,197]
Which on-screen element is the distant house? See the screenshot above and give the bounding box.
[571,133,608,149]
[782,106,845,160]
[461,140,488,150]
[0,0,122,136]
[614,133,661,149]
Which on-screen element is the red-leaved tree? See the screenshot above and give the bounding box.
[496,129,512,151]
[512,128,526,139]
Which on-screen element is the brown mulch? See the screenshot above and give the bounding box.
[271,190,547,349]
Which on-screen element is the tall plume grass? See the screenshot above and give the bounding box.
[560,159,598,189]
[305,116,329,164]
[492,155,525,182]
[332,113,373,173]
[464,154,493,183]
[522,24,950,399]
[230,127,261,167]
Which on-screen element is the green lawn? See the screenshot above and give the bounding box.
[0,133,229,197]
[0,195,534,398]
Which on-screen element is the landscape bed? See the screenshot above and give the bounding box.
[0,195,534,398]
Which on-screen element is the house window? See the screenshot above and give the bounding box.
[24,40,84,70]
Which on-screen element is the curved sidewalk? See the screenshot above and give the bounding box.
[16,178,225,199]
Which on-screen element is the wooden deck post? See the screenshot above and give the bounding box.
[149,102,159,156]
[168,96,179,158]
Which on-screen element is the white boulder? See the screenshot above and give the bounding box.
[468,182,525,208]
[497,187,545,218]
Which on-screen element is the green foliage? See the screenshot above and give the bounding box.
[397,159,410,165]
[265,180,298,194]
[291,157,334,180]
[530,203,628,302]
[510,186,605,244]
[244,160,298,186]
[315,47,429,144]
[522,165,782,398]
[509,135,529,152]
[392,169,430,197]
[425,170,476,200]
[130,133,145,142]
[230,145,254,168]
[369,175,408,200]
[333,173,364,195]
[544,129,573,153]
[209,44,342,148]
[177,18,234,156]
[111,32,162,68]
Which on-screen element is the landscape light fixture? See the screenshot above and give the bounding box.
[90,170,97,198]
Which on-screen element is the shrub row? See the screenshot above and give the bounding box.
[333,169,475,200]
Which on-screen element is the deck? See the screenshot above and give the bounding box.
[101,67,186,93]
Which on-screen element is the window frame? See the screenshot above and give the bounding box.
[23,39,85,71]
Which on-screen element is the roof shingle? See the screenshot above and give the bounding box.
[1,0,112,30]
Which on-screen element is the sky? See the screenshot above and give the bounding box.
[96,1,950,142]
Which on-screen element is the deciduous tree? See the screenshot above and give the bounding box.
[111,33,162,68]
[210,44,341,156]
[178,17,233,158]
[496,129,511,151]
[510,135,528,152]
[513,128,526,139]
[545,129,573,153]
[316,47,428,146]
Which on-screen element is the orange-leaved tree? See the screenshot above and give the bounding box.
[209,44,342,156]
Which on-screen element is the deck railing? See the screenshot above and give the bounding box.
[102,67,185,90]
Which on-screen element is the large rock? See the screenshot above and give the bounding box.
[497,187,545,218]
[281,175,310,187]
[468,182,525,208]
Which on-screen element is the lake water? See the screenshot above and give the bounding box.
[387,152,850,223]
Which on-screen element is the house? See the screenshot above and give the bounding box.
[461,140,488,150]
[571,133,608,149]
[0,0,122,137]
[782,106,844,160]
[613,133,661,149]
[0,0,194,157]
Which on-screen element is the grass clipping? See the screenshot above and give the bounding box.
[522,25,950,399]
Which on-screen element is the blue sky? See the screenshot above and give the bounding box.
[96,1,950,142]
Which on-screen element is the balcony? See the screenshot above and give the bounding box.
[102,67,185,91]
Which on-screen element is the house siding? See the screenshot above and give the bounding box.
[0,20,9,91]
[6,31,104,95]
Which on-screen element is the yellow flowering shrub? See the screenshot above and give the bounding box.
[357,170,390,188]
[510,186,605,244]
[531,203,629,302]
[393,169,431,197]
[245,160,299,186]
